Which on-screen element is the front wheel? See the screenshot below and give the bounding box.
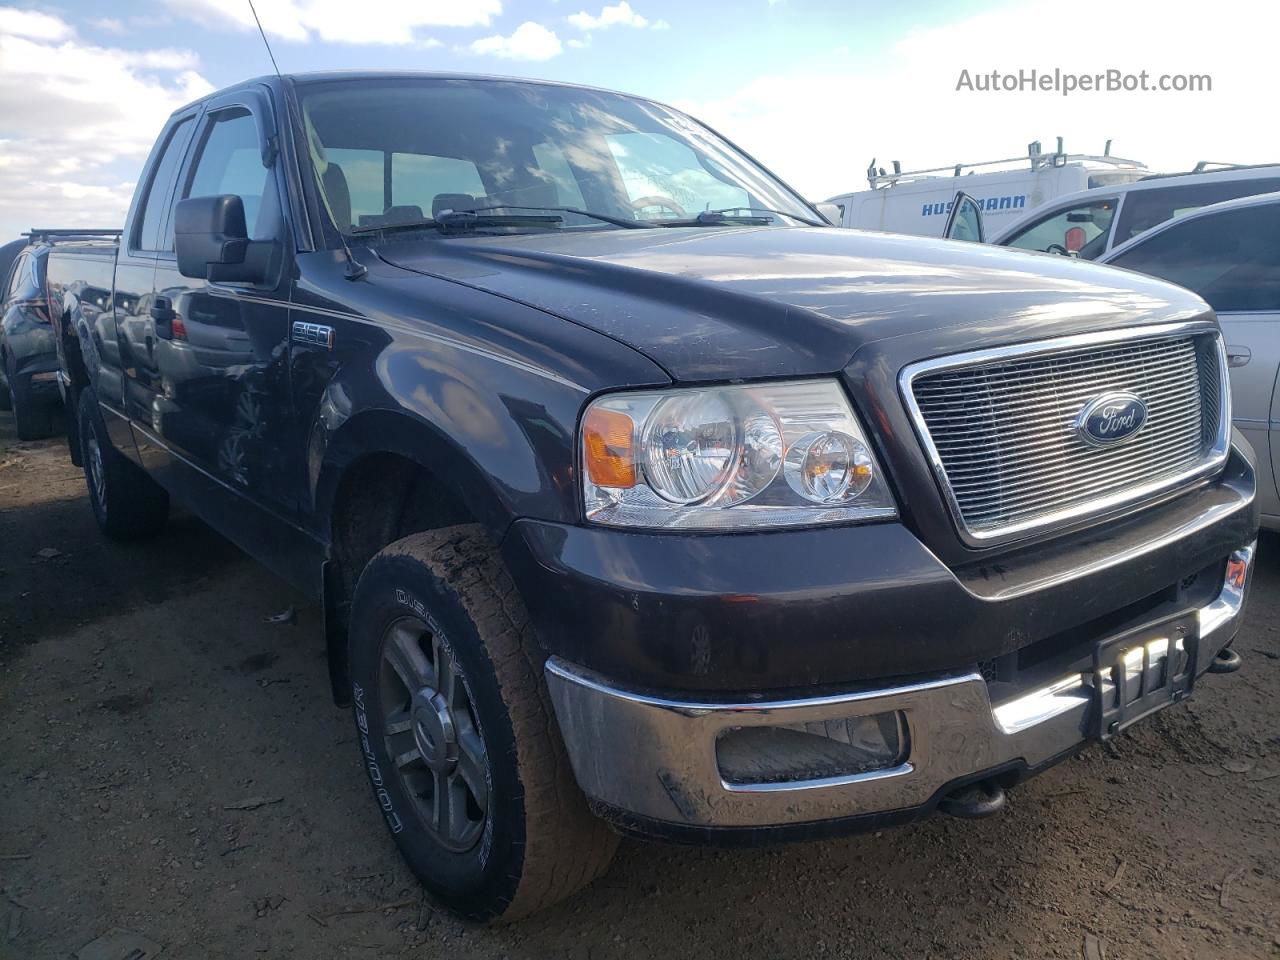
[348,526,618,921]
[78,387,169,540]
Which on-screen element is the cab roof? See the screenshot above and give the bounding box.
[172,71,650,117]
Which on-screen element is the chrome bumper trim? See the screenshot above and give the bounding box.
[545,543,1255,829]
[1199,541,1254,638]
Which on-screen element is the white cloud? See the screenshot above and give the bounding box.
[0,7,72,39]
[164,0,501,44]
[678,0,1280,205]
[568,1,651,30]
[0,12,214,239]
[469,21,562,60]
[567,36,589,48]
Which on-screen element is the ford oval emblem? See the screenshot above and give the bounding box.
[1076,392,1149,447]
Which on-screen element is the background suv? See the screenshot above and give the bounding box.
[993,164,1280,260]
[1101,191,1280,531]
[0,238,59,439]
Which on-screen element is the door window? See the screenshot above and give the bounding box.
[1002,199,1117,259]
[944,193,984,242]
[1107,205,1280,313]
[1113,178,1280,245]
[134,117,193,252]
[183,108,278,241]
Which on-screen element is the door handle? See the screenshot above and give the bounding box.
[1226,345,1251,368]
[150,296,175,340]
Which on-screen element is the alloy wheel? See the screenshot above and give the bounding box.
[378,616,489,852]
[86,434,107,515]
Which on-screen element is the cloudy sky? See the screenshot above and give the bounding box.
[0,0,1277,238]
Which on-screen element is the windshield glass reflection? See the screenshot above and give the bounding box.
[298,77,816,236]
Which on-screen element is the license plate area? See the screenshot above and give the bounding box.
[1091,613,1198,741]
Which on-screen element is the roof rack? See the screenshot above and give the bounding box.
[1138,161,1280,181]
[865,138,1145,189]
[23,228,122,243]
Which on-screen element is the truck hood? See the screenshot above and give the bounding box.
[375,226,1210,382]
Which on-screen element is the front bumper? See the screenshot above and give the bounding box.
[504,443,1258,694]
[545,543,1255,835]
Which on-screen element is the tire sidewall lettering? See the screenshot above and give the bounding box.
[352,680,404,835]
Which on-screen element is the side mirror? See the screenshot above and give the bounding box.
[814,202,843,226]
[174,195,273,283]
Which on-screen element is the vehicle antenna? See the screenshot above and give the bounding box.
[246,0,282,77]
[338,235,368,281]
[243,0,365,279]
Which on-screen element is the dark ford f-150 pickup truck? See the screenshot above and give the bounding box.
[46,72,1259,921]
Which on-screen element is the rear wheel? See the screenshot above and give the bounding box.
[348,526,618,921]
[7,352,53,440]
[78,387,169,540]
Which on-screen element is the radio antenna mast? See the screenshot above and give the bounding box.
[246,0,282,76]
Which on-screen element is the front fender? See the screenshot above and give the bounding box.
[298,252,672,546]
[314,406,513,543]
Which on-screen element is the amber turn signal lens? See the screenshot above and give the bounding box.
[583,406,636,488]
[1226,555,1248,589]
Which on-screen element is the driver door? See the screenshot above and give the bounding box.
[146,87,298,515]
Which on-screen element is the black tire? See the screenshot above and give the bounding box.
[78,387,169,540]
[0,362,11,411]
[7,353,52,440]
[348,525,617,922]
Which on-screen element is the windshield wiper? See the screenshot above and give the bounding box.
[349,211,563,236]
[465,204,655,229]
[655,210,774,227]
[709,206,828,227]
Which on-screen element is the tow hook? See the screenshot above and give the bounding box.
[1208,647,1242,674]
[939,780,1007,819]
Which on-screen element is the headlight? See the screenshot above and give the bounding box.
[581,379,896,529]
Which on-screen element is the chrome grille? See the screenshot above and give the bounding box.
[903,329,1228,543]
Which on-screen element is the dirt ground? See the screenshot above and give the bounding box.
[1,417,1278,960]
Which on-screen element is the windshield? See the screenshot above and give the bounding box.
[297,77,817,236]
